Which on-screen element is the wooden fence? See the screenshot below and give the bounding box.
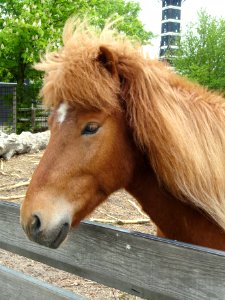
[18,105,48,132]
[0,201,225,300]
[0,82,47,134]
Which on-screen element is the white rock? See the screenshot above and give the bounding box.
[0,131,50,160]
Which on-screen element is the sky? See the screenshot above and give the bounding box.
[136,0,225,58]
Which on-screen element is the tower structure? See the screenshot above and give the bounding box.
[159,0,185,59]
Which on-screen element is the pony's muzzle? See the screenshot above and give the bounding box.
[23,213,70,249]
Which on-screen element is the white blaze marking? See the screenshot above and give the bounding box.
[57,102,69,124]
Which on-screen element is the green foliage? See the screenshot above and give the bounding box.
[0,0,153,89]
[170,10,225,93]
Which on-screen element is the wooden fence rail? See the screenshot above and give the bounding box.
[0,265,86,300]
[0,201,225,300]
[18,106,48,132]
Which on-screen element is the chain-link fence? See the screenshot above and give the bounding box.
[0,82,17,133]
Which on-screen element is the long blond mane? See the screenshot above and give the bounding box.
[36,19,225,230]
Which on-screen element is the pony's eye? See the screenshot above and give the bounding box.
[81,122,100,135]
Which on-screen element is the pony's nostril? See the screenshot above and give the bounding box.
[30,214,42,235]
[63,222,69,229]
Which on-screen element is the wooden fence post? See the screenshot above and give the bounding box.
[31,104,36,132]
[12,86,17,133]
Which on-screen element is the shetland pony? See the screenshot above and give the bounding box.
[20,19,225,250]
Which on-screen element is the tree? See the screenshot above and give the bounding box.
[170,10,225,93]
[0,0,153,88]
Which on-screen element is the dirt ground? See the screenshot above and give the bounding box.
[0,151,156,300]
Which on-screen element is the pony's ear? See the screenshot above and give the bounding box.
[97,46,117,76]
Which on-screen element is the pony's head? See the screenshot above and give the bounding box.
[20,19,225,249]
[20,19,145,248]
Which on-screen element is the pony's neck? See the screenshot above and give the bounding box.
[124,58,225,232]
[125,159,225,251]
